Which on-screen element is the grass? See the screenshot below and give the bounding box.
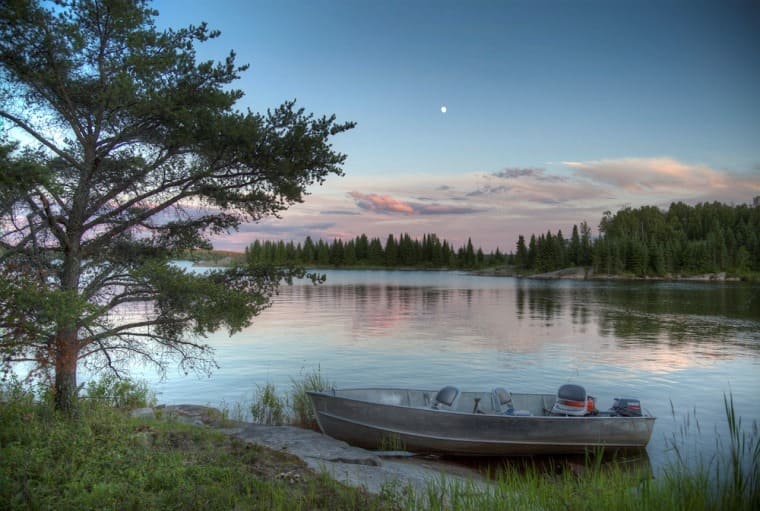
[288,366,333,428]
[249,366,332,428]
[250,382,287,426]
[3,377,757,511]
[0,382,392,511]
[401,453,758,511]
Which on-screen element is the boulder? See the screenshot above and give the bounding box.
[130,407,155,420]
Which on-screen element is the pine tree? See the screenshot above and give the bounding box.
[0,0,354,411]
[515,235,528,269]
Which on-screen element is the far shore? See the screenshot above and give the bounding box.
[472,266,744,282]
[187,258,752,282]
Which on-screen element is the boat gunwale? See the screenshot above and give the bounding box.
[307,387,657,421]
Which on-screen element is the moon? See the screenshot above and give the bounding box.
[440,105,447,114]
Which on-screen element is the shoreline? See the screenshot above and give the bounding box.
[187,259,752,282]
[470,266,745,282]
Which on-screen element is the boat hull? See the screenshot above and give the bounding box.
[308,388,655,456]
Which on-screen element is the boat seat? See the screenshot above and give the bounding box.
[492,387,532,416]
[432,385,460,410]
[551,383,595,416]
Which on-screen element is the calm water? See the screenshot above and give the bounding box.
[142,266,760,472]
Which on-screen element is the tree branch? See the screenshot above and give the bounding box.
[0,111,81,168]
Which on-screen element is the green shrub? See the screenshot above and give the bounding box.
[84,374,156,409]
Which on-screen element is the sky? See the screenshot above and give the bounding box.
[154,0,760,252]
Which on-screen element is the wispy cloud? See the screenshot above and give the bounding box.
[319,209,361,215]
[235,222,336,234]
[466,185,508,197]
[492,167,541,179]
[349,191,482,215]
[468,167,607,205]
[492,167,566,182]
[563,157,760,202]
[564,158,721,192]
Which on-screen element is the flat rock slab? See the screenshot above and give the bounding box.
[157,404,225,427]
[221,422,488,495]
[223,423,382,466]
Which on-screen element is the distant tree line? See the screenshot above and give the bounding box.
[243,200,760,276]
[514,201,760,276]
[245,233,506,269]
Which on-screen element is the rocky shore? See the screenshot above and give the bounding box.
[131,404,488,495]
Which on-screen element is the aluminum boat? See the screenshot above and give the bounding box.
[307,385,655,456]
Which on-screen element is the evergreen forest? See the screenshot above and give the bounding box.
[516,201,760,276]
[243,201,760,277]
[245,233,505,269]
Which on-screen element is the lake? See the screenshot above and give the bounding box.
[143,266,760,473]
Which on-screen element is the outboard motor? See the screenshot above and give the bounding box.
[610,398,642,417]
[551,384,597,416]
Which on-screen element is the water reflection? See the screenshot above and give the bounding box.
[280,276,760,360]
[515,284,565,325]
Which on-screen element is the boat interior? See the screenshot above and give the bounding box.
[327,385,643,417]
[330,387,557,416]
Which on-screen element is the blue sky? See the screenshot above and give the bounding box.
[152,0,760,252]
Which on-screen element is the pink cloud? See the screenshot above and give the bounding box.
[348,191,482,215]
[564,157,729,193]
[349,192,415,214]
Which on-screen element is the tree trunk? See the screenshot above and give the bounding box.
[54,330,79,415]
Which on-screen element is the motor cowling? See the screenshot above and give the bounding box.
[610,398,642,417]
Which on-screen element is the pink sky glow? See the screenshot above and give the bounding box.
[209,157,760,253]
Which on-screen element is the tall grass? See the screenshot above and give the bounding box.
[289,366,332,428]
[656,393,760,511]
[251,382,287,425]
[721,393,760,504]
[247,367,332,427]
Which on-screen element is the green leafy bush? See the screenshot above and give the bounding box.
[84,374,156,409]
